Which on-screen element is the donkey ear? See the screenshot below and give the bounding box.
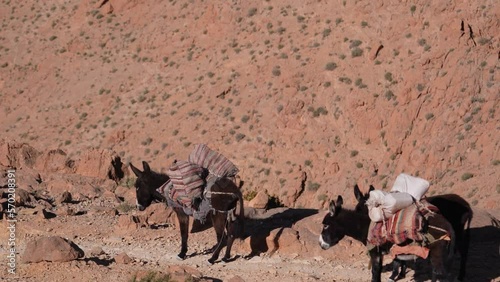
[328,200,337,216]
[336,195,344,207]
[354,184,362,201]
[369,185,375,192]
[130,163,143,177]
[142,161,151,174]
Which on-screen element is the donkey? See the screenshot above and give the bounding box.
[320,195,455,282]
[354,185,472,281]
[130,161,244,264]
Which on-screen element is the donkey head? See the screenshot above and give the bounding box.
[130,161,167,211]
[319,195,345,250]
[354,184,375,214]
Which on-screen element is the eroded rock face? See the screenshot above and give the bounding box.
[75,149,122,181]
[0,142,40,169]
[22,236,84,263]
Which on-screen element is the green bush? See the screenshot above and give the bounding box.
[461,173,474,181]
[351,47,363,57]
[325,62,337,71]
[307,181,321,191]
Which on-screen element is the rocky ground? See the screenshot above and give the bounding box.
[1,188,499,282]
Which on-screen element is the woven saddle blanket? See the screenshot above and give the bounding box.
[367,201,438,246]
[166,160,206,209]
[188,144,239,177]
[157,179,212,223]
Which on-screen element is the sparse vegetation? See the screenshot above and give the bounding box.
[247,8,258,17]
[351,47,363,57]
[117,202,135,213]
[410,5,416,14]
[307,181,321,192]
[384,72,393,82]
[272,66,281,76]
[129,271,171,282]
[325,62,337,71]
[317,194,328,202]
[461,173,474,181]
[244,190,257,201]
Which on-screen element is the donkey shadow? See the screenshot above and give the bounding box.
[241,207,318,257]
[460,225,500,282]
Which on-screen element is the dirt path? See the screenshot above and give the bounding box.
[2,206,499,282]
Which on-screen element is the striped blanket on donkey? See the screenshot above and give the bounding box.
[166,160,206,209]
[367,201,441,249]
[165,144,239,215]
[188,144,239,178]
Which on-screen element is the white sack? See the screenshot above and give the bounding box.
[367,190,387,222]
[391,173,430,200]
[367,190,414,222]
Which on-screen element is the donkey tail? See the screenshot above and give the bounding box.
[236,190,245,238]
[490,213,500,228]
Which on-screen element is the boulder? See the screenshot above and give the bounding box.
[139,203,176,226]
[114,252,133,264]
[248,190,269,209]
[22,236,84,263]
[266,227,305,256]
[89,246,105,257]
[58,191,72,204]
[226,275,245,282]
[15,188,33,207]
[166,265,203,281]
[115,214,146,232]
[132,265,202,282]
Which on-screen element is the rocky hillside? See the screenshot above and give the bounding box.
[0,0,498,210]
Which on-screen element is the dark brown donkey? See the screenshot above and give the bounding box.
[354,185,472,281]
[320,195,455,282]
[130,161,244,264]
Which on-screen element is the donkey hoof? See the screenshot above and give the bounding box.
[176,253,186,260]
[207,258,216,264]
[221,257,231,263]
[387,279,395,282]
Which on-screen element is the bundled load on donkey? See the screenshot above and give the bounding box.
[130,155,244,264]
[367,173,430,222]
[166,160,207,209]
[188,143,239,178]
[365,174,450,260]
[164,144,239,221]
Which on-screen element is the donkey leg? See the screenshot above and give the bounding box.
[388,259,402,281]
[208,213,227,264]
[369,248,383,282]
[429,241,449,282]
[203,213,226,254]
[222,217,238,262]
[457,228,470,281]
[176,210,190,260]
[397,260,407,280]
